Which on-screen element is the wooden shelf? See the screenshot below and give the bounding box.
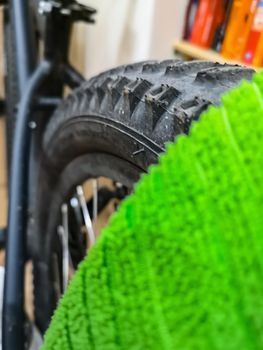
[173,40,254,68]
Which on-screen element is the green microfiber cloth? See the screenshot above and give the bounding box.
[41,70,263,350]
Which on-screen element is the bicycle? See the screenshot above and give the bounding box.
[1,1,254,349]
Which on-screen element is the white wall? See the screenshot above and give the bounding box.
[149,0,188,59]
[71,0,188,78]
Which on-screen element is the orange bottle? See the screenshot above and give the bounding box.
[221,0,258,60]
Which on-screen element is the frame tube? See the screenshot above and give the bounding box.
[10,0,37,95]
[3,61,52,350]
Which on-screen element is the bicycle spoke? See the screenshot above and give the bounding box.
[76,185,96,247]
[57,204,69,291]
[70,196,83,227]
[92,179,98,228]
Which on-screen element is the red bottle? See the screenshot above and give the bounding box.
[190,0,224,48]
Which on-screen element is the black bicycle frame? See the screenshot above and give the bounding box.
[2,1,95,349]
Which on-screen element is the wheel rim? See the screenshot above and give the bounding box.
[46,152,142,297]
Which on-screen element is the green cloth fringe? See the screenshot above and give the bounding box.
[42,70,263,350]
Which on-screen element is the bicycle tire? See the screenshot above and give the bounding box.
[30,60,254,332]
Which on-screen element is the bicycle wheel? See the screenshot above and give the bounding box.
[30,60,254,333]
[42,68,263,350]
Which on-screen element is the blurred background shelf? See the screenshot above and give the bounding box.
[174,40,254,68]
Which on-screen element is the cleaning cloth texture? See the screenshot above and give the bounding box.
[42,70,263,350]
